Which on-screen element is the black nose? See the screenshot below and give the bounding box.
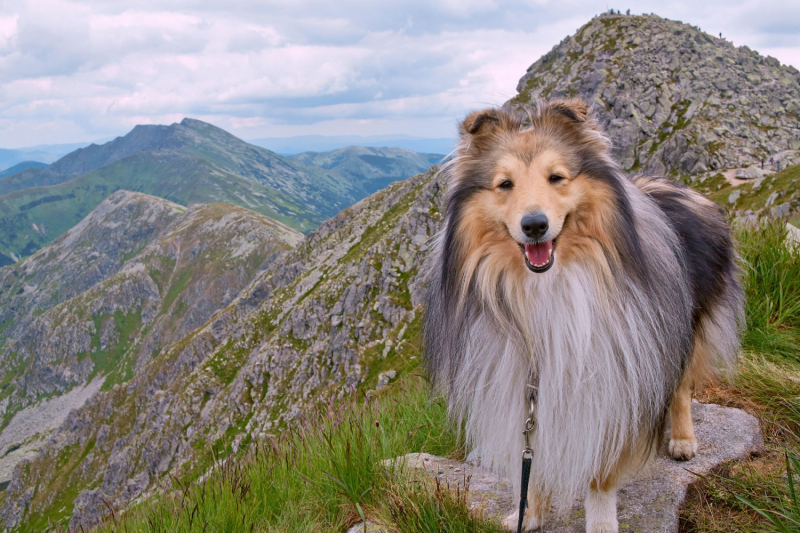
[521,212,549,239]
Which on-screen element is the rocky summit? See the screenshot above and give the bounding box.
[510,14,800,175]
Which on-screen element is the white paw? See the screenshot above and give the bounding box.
[669,437,698,461]
[503,508,543,532]
[587,520,619,533]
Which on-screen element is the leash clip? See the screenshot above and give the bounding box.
[522,393,536,458]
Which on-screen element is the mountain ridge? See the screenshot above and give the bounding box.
[0,119,440,261]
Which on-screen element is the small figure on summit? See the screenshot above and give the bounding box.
[626,9,631,15]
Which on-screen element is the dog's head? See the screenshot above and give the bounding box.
[446,98,627,278]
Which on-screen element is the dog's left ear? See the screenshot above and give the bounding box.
[546,98,590,123]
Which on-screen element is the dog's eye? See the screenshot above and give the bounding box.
[549,174,565,184]
[498,180,514,190]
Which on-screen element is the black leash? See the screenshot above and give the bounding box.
[516,391,537,533]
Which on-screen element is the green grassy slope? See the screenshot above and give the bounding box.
[680,164,800,216]
[93,379,503,533]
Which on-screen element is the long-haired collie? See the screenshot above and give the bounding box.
[424,98,743,532]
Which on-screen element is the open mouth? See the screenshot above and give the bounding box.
[519,239,556,273]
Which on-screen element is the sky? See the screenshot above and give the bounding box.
[0,0,798,148]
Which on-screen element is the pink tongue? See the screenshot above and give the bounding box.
[525,240,553,265]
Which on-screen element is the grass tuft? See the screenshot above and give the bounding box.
[737,218,800,360]
[90,378,502,532]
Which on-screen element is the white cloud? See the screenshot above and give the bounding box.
[0,0,796,147]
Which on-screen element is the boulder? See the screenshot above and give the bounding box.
[745,165,765,179]
[786,223,800,246]
[392,402,762,532]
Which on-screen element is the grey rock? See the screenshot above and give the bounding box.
[786,223,800,246]
[376,370,397,390]
[745,165,765,179]
[395,402,761,532]
[346,522,387,533]
[771,202,792,219]
[765,191,781,207]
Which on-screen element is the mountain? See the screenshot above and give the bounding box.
[0,162,47,179]
[509,14,800,175]
[0,143,91,171]
[0,191,301,527]
[249,134,456,156]
[3,13,800,532]
[0,120,441,263]
[291,145,443,196]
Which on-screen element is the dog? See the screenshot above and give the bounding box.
[423,98,743,532]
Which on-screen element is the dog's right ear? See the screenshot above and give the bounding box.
[459,108,511,152]
[460,109,502,136]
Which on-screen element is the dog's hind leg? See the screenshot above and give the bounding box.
[668,369,697,460]
[669,333,712,461]
[586,476,619,533]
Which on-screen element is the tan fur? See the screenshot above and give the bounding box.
[669,317,718,460]
[453,135,622,285]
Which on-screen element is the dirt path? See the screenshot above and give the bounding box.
[722,169,751,187]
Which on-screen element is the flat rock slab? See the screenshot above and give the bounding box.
[395,401,762,532]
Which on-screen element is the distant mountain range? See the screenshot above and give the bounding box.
[0,119,442,264]
[249,134,455,156]
[0,143,93,171]
[1,135,454,170]
[0,161,47,179]
[291,145,443,197]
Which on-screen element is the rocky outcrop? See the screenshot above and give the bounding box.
[387,402,762,532]
[510,14,800,175]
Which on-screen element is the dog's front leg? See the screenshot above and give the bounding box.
[502,487,548,532]
[585,480,618,533]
